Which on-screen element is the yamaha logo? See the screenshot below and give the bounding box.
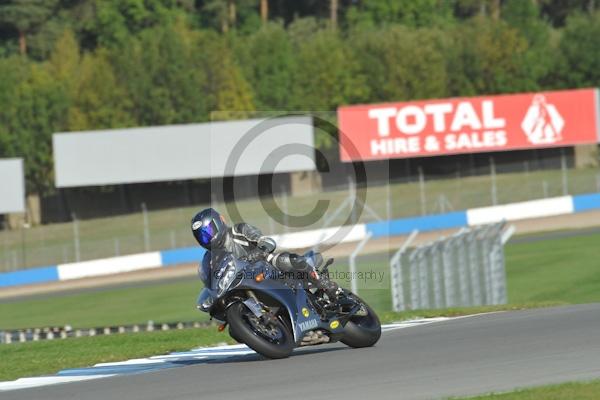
[299,319,318,331]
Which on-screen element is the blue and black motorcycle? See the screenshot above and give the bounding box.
[196,238,381,359]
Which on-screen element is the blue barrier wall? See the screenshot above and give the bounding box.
[366,211,469,238]
[160,247,206,267]
[572,193,600,213]
[0,266,59,288]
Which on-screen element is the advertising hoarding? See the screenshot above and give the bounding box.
[54,116,315,188]
[0,158,25,214]
[338,88,600,162]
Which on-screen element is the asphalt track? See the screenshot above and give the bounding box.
[5,304,600,400]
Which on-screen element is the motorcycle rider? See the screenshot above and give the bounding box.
[191,208,340,301]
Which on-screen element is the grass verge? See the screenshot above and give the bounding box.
[453,380,600,399]
[0,327,236,382]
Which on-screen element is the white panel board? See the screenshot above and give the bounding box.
[0,158,25,214]
[57,252,162,281]
[53,117,315,188]
[466,196,574,226]
[272,224,367,250]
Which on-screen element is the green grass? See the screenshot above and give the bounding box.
[0,280,209,329]
[2,166,599,271]
[505,232,600,304]
[454,380,600,399]
[0,328,236,382]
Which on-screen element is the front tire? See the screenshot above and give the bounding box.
[340,295,381,348]
[227,302,294,359]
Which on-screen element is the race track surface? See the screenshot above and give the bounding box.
[5,304,600,400]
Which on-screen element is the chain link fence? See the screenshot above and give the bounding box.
[390,222,515,312]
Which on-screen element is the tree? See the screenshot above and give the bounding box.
[555,11,600,88]
[200,32,255,119]
[111,22,212,125]
[0,0,59,55]
[67,49,133,130]
[289,27,369,148]
[502,0,553,88]
[345,0,454,29]
[6,63,69,194]
[447,17,537,95]
[352,25,449,102]
[235,22,294,109]
[260,0,268,23]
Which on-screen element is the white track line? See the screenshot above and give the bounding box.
[0,316,469,392]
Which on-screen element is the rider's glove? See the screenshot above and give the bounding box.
[242,249,266,263]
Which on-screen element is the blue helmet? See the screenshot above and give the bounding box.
[191,208,228,249]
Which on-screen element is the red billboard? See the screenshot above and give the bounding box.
[338,88,600,162]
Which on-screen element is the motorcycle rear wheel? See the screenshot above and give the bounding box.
[227,302,294,359]
[340,294,382,348]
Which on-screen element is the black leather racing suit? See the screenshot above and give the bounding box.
[201,223,314,278]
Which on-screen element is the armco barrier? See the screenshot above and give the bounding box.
[2,191,600,289]
[573,193,600,213]
[160,247,206,267]
[366,211,468,238]
[0,266,58,288]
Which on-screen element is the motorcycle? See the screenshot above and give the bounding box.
[196,238,381,359]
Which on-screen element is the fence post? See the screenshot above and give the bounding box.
[467,230,482,306]
[431,241,444,309]
[455,229,470,306]
[280,185,289,232]
[418,167,427,215]
[409,250,420,310]
[496,224,515,304]
[114,238,120,256]
[170,230,177,249]
[348,231,372,295]
[490,157,497,206]
[442,238,457,308]
[418,246,431,309]
[348,177,358,224]
[72,213,80,262]
[561,149,568,195]
[480,225,495,305]
[390,230,418,311]
[386,179,392,221]
[141,203,150,252]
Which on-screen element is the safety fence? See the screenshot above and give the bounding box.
[390,222,515,312]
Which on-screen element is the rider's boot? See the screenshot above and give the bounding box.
[290,255,340,299]
[309,269,340,299]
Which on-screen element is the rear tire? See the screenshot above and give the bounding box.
[227,302,294,359]
[340,296,381,348]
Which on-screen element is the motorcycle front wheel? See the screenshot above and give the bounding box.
[227,302,294,359]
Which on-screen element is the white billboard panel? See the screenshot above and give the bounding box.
[0,158,25,214]
[53,116,315,188]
